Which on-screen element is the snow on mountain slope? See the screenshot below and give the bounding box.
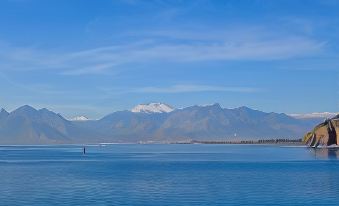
[131,103,174,113]
[289,112,338,119]
[71,116,90,121]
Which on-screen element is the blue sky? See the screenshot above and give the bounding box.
[0,0,338,118]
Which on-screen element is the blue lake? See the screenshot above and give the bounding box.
[1,144,339,206]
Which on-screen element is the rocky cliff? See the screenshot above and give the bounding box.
[303,115,339,147]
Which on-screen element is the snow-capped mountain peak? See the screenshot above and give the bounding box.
[131,103,174,113]
[71,116,90,121]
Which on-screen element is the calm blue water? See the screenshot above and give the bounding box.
[1,144,339,206]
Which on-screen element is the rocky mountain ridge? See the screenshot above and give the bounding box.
[0,104,320,144]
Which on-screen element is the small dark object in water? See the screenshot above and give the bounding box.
[83,146,86,155]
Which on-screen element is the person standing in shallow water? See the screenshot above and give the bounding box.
[83,146,86,155]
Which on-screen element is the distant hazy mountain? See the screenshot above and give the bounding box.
[0,108,9,120]
[0,103,318,144]
[0,106,97,144]
[0,105,72,144]
[149,104,313,141]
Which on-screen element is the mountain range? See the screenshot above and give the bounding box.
[0,103,325,144]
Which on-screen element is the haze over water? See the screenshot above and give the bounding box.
[1,144,339,206]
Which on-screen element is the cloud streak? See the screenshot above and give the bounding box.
[100,84,262,94]
[134,85,261,93]
[0,27,325,75]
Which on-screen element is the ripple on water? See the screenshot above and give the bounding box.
[0,145,339,206]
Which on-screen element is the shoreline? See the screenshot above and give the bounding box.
[175,139,304,145]
[0,141,305,147]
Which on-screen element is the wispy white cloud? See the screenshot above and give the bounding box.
[123,37,324,61]
[133,84,261,93]
[0,71,101,100]
[0,27,326,75]
[100,84,262,94]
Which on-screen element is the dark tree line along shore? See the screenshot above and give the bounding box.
[190,139,303,144]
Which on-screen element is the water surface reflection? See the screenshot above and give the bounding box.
[309,148,339,160]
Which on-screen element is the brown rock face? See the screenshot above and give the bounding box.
[304,115,339,147]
